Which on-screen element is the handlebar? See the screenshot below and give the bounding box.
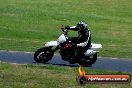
[61,25,68,35]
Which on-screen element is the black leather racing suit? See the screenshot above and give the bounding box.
[65,26,91,58]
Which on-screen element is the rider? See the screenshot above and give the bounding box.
[65,21,91,58]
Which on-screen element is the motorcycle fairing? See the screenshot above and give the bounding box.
[84,49,97,56]
[84,43,102,56]
[45,41,58,47]
[90,43,102,51]
[45,34,68,47]
[57,34,67,44]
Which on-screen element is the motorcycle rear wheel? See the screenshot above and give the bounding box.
[79,53,97,67]
[34,47,54,63]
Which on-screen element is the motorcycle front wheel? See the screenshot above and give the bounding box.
[34,47,54,63]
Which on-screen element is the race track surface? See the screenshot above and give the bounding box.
[0,50,132,73]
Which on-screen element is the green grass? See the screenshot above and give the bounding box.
[0,62,131,88]
[0,0,132,58]
[0,1,132,87]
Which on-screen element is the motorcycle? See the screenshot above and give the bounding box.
[34,25,102,66]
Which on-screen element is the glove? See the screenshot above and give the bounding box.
[65,26,70,30]
[61,25,64,30]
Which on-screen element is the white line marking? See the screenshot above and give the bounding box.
[0,50,34,54]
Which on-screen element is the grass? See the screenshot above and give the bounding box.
[0,1,132,87]
[0,62,131,88]
[0,0,132,58]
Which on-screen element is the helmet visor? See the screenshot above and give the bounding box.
[77,24,84,31]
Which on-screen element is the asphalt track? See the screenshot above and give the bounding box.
[0,50,132,73]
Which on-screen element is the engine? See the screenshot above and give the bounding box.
[59,41,75,61]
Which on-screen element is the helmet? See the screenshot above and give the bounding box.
[77,21,87,31]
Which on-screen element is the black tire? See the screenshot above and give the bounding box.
[60,50,75,61]
[79,53,97,67]
[89,53,97,65]
[34,47,54,63]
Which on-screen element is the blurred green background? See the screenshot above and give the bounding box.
[0,0,132,58]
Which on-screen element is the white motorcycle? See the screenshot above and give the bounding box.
[34,26,102,66]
